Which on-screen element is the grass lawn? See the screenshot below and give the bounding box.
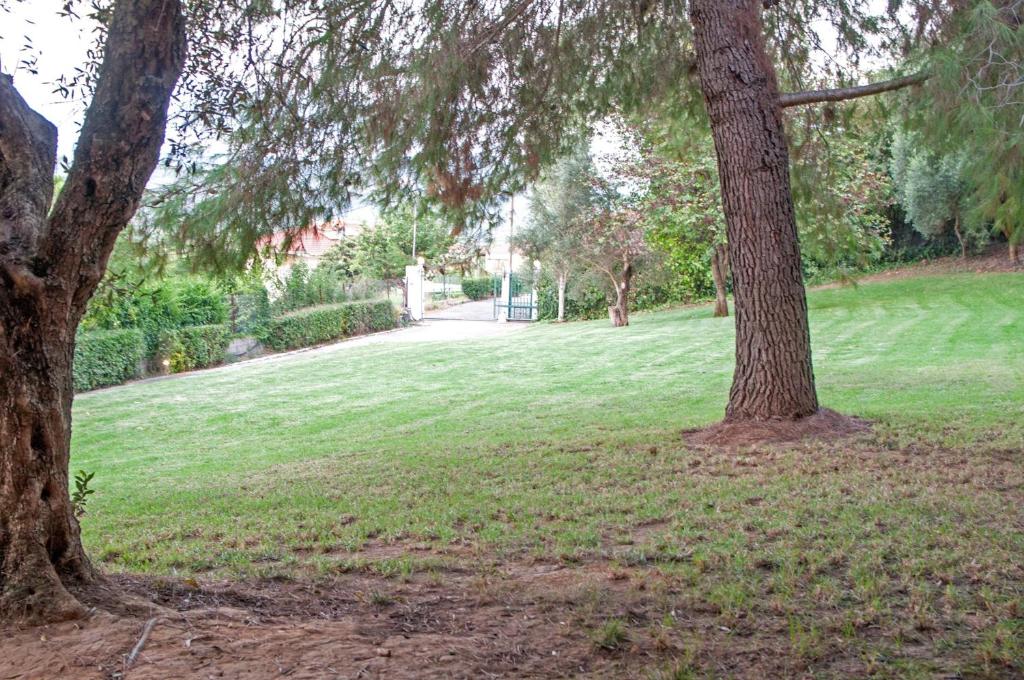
[70,271,1024,677]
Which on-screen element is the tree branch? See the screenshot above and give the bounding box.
[778,72,928,108]
[0,73,57,294]
[44,0,186,312]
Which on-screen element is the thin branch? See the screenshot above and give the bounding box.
[126,617,160,667]
[778,72,928,108]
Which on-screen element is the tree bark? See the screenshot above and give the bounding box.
[556,272,567,322]
[690,0,819,421]
[710,244,729,318]
[0,0,186,624]
[608,260,631,327]
[1011,241,1020,264]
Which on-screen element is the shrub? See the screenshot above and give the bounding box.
[82,275,228,356]
[229,288,272,336]
[260,300,397,351]
[157,324,231,373]
[461,277,494,300]
[73,329,145,392]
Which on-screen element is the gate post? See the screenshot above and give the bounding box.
[406,263,424,321]
[497,270,510,322]
[531,259,541,321]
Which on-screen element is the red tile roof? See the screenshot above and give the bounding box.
[259,222,357,258]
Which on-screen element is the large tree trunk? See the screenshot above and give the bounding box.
[0,0,185,624]
[710,244,729,318]
[690,0,819,421]
[556,272,567,322]
[0,303,95,622]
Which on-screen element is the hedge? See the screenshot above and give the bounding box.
[260,300,398,351]
[158,324,232,373]
[461,277,495,301]
[74,329,145,392]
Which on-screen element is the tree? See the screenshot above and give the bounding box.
[890,132,979,258]
[514,145,594,322]
[574,201,649,327]
[352,224,409,299]
[0,0,185,622]
[908,1,1024,263]
[320,239,360,287]
[633,130,730,318]
[208,0,955,422]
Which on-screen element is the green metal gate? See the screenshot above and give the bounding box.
[493,273,536,321]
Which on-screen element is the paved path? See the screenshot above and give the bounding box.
[425,298,496,321]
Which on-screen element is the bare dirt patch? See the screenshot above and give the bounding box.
[682,408,872,449]
[0,565,700,680]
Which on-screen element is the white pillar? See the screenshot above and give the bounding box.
[498,270,510,322]
[405,264,424,321]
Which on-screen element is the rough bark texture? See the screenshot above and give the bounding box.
[0,0,185,624]
[690,0,819,420]
[710,244,729,318]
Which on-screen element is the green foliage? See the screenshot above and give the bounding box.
[909,1,1024,254]
[460,277,494,301]
[273,260,379,314]
[73,329,145,392]
[591,618,629,651]
[82,275,229,356]
[353,226,410,286]
[889,130,987,254]
[71,470,96,519]
[319,239,359,281]
[260,301,398,352]
[157,324,232,374]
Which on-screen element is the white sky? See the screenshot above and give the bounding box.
[0,3,96,160]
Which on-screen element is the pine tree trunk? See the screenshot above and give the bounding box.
[690,0,819,421]
[711,244,729,318]
[557,272,567,322]
[0,0,185,624]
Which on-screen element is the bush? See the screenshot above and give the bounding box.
[260,300,398,351]
[157,324,231,373]
[229,288,272,336]
[82,275,229,356]
[461,277,495,301]
[74,329,145,392]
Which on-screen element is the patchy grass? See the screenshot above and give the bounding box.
[69,271,1024,677]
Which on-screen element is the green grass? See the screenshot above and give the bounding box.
[71,271,1024,676]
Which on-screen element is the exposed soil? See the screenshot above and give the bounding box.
[682,408,872,448]
[1,564,721,680]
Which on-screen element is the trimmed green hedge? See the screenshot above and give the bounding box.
[260,300,398,351]
[158,324,231,373]
[461,277,494,301]
[74,329,145,392]
[458,276,493,301]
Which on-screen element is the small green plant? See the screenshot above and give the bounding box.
[71,469,96,518]
[592,618,629,651]
[368,589,394,606]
